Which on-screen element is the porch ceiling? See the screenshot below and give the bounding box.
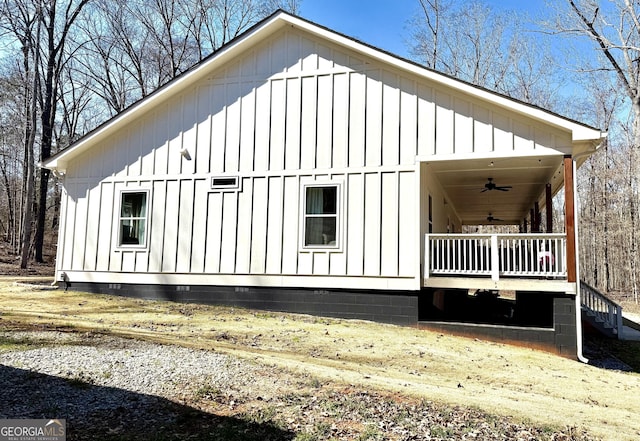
[427,155,565,226]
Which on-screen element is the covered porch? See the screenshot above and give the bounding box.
[417,149,625,356]
[416,152,610,357]
[419,153,580,293]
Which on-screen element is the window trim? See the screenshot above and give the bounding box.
[116,189,150,250]
[300,182,342,251]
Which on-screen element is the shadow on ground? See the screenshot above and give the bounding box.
[583,335,640,373]
[0,365,295,441]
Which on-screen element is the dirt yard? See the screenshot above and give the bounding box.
[0,278,639,440]
[0,242,57,277]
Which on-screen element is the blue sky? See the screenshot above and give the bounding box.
[300,0,549,58]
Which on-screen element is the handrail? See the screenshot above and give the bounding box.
[580,280,623,336]
[425,233,567,281]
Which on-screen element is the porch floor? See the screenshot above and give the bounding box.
[423,276,576,294]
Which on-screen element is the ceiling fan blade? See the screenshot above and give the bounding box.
[481,178,512,192]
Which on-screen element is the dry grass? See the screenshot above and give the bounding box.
[1,277,639,440]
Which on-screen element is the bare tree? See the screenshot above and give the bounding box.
[77,3,138,114]
[0,72,26,252]
[0,0,42,268]
[77,0,302,116]
[58,59,93,145]
[560,0,640,148]
[408,0,563,107]
[409,0,449,70]
[1,0,91,266]
[260,0,300,15]
[33,0,91,263]
[551,0,640,301]
[575,72,623,293]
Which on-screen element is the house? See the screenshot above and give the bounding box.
[42,10,617,359]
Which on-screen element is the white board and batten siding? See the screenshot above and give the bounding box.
[56,25,570,291]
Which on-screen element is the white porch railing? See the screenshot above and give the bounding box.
[580,281,623,336]
[425,233,567,281]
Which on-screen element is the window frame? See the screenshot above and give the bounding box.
[116,189,150,250]
[300,182,342,251]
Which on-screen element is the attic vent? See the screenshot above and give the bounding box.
[210,176,241,192]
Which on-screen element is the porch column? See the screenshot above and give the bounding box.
[564,155,577,283]
[530,209,535,232]
[545,183,553,233]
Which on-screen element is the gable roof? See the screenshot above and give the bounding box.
[42,10,604,172]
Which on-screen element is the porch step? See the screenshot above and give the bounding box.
[580,281,623,339]
[583,309,614,328]
[582,309,618,338]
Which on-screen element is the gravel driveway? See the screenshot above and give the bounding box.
[0,331,287,440]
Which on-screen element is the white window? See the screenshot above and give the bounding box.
[118,191,148,247]
[303,184,340,248]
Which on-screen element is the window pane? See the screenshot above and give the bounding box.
[306,187,336,215]
[120,219,147,245]
[121,193,146,217]
[135,219,145,245]
[305,217,336,246]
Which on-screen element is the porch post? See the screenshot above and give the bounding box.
[564,155,577,283]
[545,183,553,233]
[530,209,536,232]
[424,234,430,280]
[490,235,499,281]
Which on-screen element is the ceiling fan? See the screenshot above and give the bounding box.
[486,213,504,222]
[481,178,512,192]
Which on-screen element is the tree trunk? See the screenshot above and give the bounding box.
[51,179,60,230]
[33,162,50,261]
[630,147,639,303]
[20,21,39,269]
[33,3,57,263]
[0,160,15,247]
[20,151,34,268]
